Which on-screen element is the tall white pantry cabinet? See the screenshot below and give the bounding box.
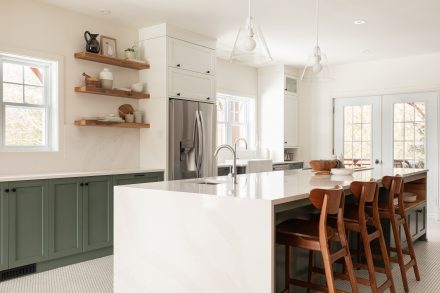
[137,24,217,177]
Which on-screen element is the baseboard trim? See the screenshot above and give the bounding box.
[36,247,113,273]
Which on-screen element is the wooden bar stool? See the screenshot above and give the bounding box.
[330,180,396,293]
[276,186,358,293]
[380,175,421,293]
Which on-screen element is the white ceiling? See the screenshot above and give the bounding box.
[40,0,440,66]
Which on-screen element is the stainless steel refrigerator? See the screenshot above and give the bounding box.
[169,98,216,180]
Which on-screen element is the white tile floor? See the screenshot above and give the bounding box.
[0,219,439,293]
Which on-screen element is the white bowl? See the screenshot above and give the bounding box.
[131,83,144,93]
[331,168,354,175]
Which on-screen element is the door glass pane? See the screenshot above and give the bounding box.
[342,105,372,168]
[4,106,46,146]
[393,102,425,168]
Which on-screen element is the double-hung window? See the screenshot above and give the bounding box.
[0,54,57,151]
[216,93,256,148]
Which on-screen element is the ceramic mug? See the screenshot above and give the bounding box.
[125,113,134,123]
[134,111,143,123]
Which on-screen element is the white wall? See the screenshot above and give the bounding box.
[0,0,141,175]
[216,58,258,97]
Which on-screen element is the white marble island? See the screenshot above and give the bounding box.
[114,168,427,293]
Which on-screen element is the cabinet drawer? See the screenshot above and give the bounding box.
[168,68,215,102]
[168,38,215,75]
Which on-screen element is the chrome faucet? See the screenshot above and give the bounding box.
[234,137,248,154]
[214,144,237,183]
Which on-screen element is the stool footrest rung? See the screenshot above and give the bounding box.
[289,277,351,293]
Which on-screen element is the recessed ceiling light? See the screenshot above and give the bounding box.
[354,20,366,25]
[362,49,371,54]
[99,9,111,15]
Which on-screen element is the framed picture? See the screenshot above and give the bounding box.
[100,36,117,58]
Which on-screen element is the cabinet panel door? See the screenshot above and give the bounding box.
[408,210,418,238]
[9,180,49,267]
[49,178,83,259]
[417,206,426,235]
[168,38,215,75]
[0,184,8,270]
[113,172,164,186]
[83,176,112,251]
[168,68,215,102]
[284,96,299,147]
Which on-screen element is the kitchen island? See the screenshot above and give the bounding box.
[114,168,428,293]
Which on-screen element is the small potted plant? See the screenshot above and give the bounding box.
[124,46,135,60]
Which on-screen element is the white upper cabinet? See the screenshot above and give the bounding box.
[168,38,216,75]
[168,67,215,102]
[284,95,299,147]
[284,75,298,96]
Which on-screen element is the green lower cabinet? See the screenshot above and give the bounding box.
[83,176,113,252]
[113,172,164,186]
[48,178,83,259]
[8,180,49,268]
[0,184,8,271]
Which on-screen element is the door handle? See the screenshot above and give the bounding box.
[11,188,16,192]
[374,159,381,165]
[197,110,204,174]
[193,112,200,177]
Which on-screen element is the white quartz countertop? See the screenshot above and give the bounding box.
[0,168,165,182]
[121,168,427,205]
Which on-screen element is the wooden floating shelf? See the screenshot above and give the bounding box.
[74,119,150,129]
[74,52,150,70]
[75,86,150,99]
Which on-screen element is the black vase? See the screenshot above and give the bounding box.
[84,31,100,53]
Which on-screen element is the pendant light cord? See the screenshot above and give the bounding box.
[315,0,319,46]
[248,0,252,19]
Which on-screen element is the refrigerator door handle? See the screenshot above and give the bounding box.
[197,110,205,174]
[193,112,200,177]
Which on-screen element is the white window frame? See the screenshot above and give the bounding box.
[0,54,56,152]
[216,92,256,149]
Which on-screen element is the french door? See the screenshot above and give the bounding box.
[334,96,382,168]
[334,92,438,215]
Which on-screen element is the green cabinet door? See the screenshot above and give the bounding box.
[83,176,113,251]
[8,180,49,268]
[48,178,83,259]
[0,183,8,271]
[113,172,164,186]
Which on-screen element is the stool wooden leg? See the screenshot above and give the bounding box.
[402,218,421,281]
[339,231,359,293]
[360,227,378,291]
[320,244,337,293]
[377,224,396,293]
[284,245,290,293]
[391,217,409,293]
[307,250,313,293]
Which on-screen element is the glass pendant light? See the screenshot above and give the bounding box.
[230,0,272,65]
[301,0,332,81]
